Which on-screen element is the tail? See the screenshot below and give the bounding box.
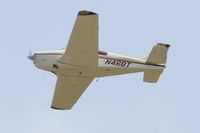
[143,43,170,83]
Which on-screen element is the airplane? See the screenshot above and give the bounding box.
[28,10,170,110]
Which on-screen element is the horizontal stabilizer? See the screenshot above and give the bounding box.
[143,70,163,83]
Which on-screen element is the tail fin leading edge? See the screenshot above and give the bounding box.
[143,43,170,83]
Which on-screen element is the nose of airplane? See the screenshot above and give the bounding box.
[28,51,35,60]
[28,55,34,60]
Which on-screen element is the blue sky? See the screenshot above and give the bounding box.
[1,0,200,133]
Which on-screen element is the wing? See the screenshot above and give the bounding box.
[59,10,98,67]
[51,75,93,110]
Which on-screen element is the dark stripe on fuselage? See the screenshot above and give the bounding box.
[98,50,108,55]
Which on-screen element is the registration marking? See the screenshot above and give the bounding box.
[105,59,131,67]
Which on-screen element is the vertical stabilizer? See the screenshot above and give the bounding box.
[146,43,170,65]
[143,43,170,83]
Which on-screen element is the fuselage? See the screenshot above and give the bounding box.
[28,49,165,77]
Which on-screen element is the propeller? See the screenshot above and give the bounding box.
[28,50,34,60]
[96,78,100,82]
[29,50,32,56]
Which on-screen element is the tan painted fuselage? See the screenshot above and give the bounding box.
[31,50,164,78]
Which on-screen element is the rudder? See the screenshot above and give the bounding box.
[146,43,170,64]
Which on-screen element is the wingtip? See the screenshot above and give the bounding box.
[78,10,97,16]
[51,106,66,110]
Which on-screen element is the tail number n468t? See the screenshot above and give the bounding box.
[105,59,131,67]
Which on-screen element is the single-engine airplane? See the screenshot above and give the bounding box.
[28,10,170,110]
